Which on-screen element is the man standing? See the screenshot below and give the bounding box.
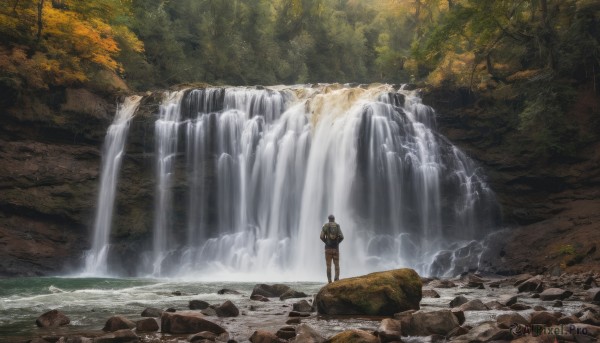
[320,214,344,283]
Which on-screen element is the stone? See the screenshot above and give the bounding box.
[376,318,402,343]
[93,329,138,343]
[530,311,559,326]
[201,307,217,316]
[250,295,270,302]
[447,326,469,337]
[467,274,485,288]
[579,310,600,326]
[518,276,544,293]
[453,322,511,342]
[451,309,465,325]
[558,315,580,324]
[160,311,226,334]
[449,295,468,308]
[189,331,217,342]
[172,291,182,296]
[289,311,311,317]
[215,300,239,317]
[429,279,456,288]
[276,326,296,340]
[280,289,308,301]
[533,305,547,311]
[315,268,421,315]
[30,339,51,343]
[586,288,600,302]
[189,300,210,310]
[496,312,529,329]
[402,310,460,336]
[251,284,292,298]
[295,324,326,343]
[102,316,135,332]
[485,301,505,310]
[488,281,501,288]
[165,308,176,312]
[458,299,488,311]
[422,289,440,298]
[286,318,301,324]
[540,288,573,301]
[324,329,378,343]
[293,300,313,313]
[36,310,70,328]
[140,307,162,318]
[498,294,518,306]
[217,288,241,295]
[135,318,158,332]
[513,274,534,286]
[511,303,532,311]
[56,337,93,343]
[553,300,563,307]
[249,330,281,343]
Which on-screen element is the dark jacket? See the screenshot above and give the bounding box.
[320,222,344,249]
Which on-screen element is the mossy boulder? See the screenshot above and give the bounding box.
[315,268,422,315]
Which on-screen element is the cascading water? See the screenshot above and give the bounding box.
[83,95,142,276]
[143,84,500,280]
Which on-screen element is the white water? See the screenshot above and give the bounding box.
[82,95,142,276]
[144,84,500,280]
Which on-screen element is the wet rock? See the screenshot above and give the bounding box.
[376,318,402,343]
[292,300,313,313]
[498,294,518,306]
[513,274,534,286]
[160,311,226,334]
[248,330,281,343]
[140,307,163,318]
[579,310,600,325]
[401,310,460,336]
[289,311,310,317]
[422,289,440,298]
[558,315,580,324]
[467,274,485,288]
[215,300,239,317]
[94,329,138,343]
[315,268,421,315]
[586,288,600,302]
[451,309,466,325]
[458,299,488,311]
[533,305,547,311]
[453,322,511,342]
[165,308,176,312]
[518,276,544,293]
[485,301,505,310]
[488,281,501,288]
[217,288,241,295]
[286,318,301,324]
[102,316,135,332]
[250,295,270,302]
[36,310,70,327]
[30,339,52,343]
[56,337,93,343]
[189,300,210,310]
[280,290,308,301]
[295,324,326,343]
[540,288,573,301]
[530,311,559,326]
[511,303,532,311]
[496,312,528,329]
[135,318,158,332]
[276,326,296,340]
[531,293,540,299]
[201,307,217,316]
[553,300,563,307]
[251,284,291,298]
[449,295,469,308]
[324,329,378,343]
[172,291,182,296]
[429,279,456,288]
[188,331,217,342]
[447,326,470,337]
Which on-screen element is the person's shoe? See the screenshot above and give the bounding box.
[328,279,332,284]
[334,278,339,282]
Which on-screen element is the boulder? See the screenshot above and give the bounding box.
[140,307,163,318]
[558,315,580,324]
[401,310,460,336]
[250,295,270,302]
[36,310,70,327]
[286,318,301,324]
[467,274,485,288]
[511,303,532,311]
[56,337,93,343]
[276,326,296,340]
[530,311,559,326]
[249,330,281,343]
[160,311,226,334]
[165,308,176,312]
[188,331,217,342]
[540,288,573,301]
[485,301,505,310]
[449,295,469,308]
[513,274,534,286]
[518,276,544,293]
[533,305,547,311]
[324,329,378,343]
[201,307,217,316]
[376,318,402,343]
[579,310,600,326]
[189,300,210,310]
[451,309,466,325]
[422,289,440,298]
[586,288,600,302]
[280,290,308,301]
[315,268,422,315]
[498,294,518,306]
[93,329,138,343]
[293,300,313,313]
[429,279,456,288]
[458,299,488,311]
[453,322,511,342]
[295,324,326,343]
[553,300,563,307]
[251,284,292,298]
[215,300,239,317]
[135,318,158,332]
[289,311,311,317]
[447,326,470,338]
[496,312,529,329]
[217,288,241,295]
[102,316,135,332]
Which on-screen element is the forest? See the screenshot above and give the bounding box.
[1,0,599,154]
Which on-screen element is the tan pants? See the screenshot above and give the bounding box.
[325,248,340,282]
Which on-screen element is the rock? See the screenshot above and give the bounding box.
[250,295,270,302]
[586,288,600,302]
[160,311,226,334]
[188,331,217,342]
[324,329,378,343]
[451,309,466,325]
[201,307,217,316]
[447,326,470,337]
[485,301,505,310]
[376,318,402,343]
[30,339,52,343]
[467,274,485,288]
[93,329,138,343]
[530,311,559,326]
[511,303,532,311]
[56,337,93,343]
[449,295,469,308]
[488,281,501,288]
[315,268,421,315]
[135,318,158,332]
[36,310,70,327]
[533,305,547,311]
[140,307,163,317]
[496,312,529,329]
[293,300,313,313]
[280,289,308,301]
[540,288,573,301]
[289,311,311,317]
[558,315,580,324]
[579,310,600,325]
[251,284,292,298]
[217,288,241,295]
[172,291,182,296]
[249,330,281,343]
[401,310,460,336]
[553,300,563,307]
[286,318,301,324]
[276,326,296,340]
[518,276,544,293]
[165,308,176,312]
[215,300,239,317]
[422,289,440,298]
[458,299,488,311]
[102,316,135,332]
[498,294,518,306]
[454,322,511,342]
[295,324,326,343]
[513,274,534,286]
[531,293,540,298]
[429,279,456,288]
[189,300,210,310]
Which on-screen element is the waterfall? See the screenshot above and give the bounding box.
[145,84,500,280]
[83,95,142,276]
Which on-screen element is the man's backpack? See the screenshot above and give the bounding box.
[327,223,340,241]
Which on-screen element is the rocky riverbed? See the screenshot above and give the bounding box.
[5,269,600,343]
